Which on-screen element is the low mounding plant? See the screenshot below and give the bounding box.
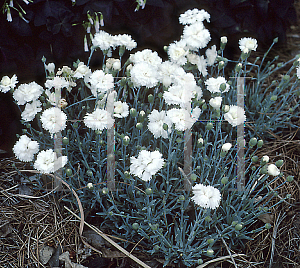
[1,8,297,267]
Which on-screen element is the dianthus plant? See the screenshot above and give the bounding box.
[4,8,297,267]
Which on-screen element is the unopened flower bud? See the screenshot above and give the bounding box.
[130,108,137,117]
[221,177,228,184]
[102,187,108,194]
[251,156,259,162]
[87,182,93,189]
[206,122,213,130]
[286,176,293,182]
[197,138,204,147]
[206,248,214,257]
[261,155,269,164]
[220,83,227,92]
[222,143,232,152]
[270,95,277,101]
[257,139,263,148]
[221,36,228,44]
[267,164,280,176]
[249,137,257,147]
[163,123,168,131]
[190,173,197,181]
[273,37,278,43]
[235,63,242,72]
[136,122,143,130]
[265,223,272,229]
[148,94,154,103]
[275,160,283,167]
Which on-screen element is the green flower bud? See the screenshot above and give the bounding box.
[263,207,268,212]
[206,249,214,257]
[197,259,203,265]
[251,156,259,162]
[136,122,143,130]
[283,75,290,81]
[158,92,163,98]
[190,173,197,181]
[231,221,238,226]
[257,139,263,148]
[277,63,283,68]
[178,195,185,201]
[205,216,212,222]
[102,187,108,194]
[265,223,272,229]
[270,95,278,101]
[273,37,278,43]
[206,122,213,130]
[123,136,130,146]
[145,188,153,195]
[154,245,160,251]
[73,122,79,128]
[150,223,158,231]
[235,63,242,72]
[251,166,256,171]
[235,223,243,231]
[132,223,139,230]
[286,176,294,182]
[260,166,268,174]
[275,160,284,167]
[62,137,69,145]
[207,238,214,244]
[249,137,257,147]
[163,123,168,131]
[86,170,93,177]
[221,177,228,184]
[65,168,72,176]
[130,108,137,117]
[220,83,227,91]
[148,94,154,103]
[202,103,207,110]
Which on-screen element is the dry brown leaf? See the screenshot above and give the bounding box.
[258,213,274,224]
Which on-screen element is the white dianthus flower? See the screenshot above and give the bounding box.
[209,96,222,109]
[129,49,162,67]
[183,22,211,51]
[13,82,43,105]
[114,34,137,50]
[163,85,193,108]
[205,77,230,93]
[84,108,114,130]
[262,155,269,163]
[130,62,158,88]
[197,55,208,76]
[168,40,189,65]
[130,150,165,181]
[239,37,258,53]
[85,70,114,97]
[191,184,221,209]
[0,74,18,93]
[114,101,129,118]
[13,135,39,162]
[40,107,67,134]
[92,30,116,50]
[206,45,217,66]
[148,109,172,139]
[45,63,55,74]
[179,8,210,25]
[167,107,201,131]
[267,164,280,176]
[224,105,246,127]
[21,100,42,122]
[157,61,184,87]
[45,76,70,90]
[73,62,91,79]
[34,149,67,174]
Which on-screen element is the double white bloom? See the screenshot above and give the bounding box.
[192,184,221,209]
[130,150,165,181]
